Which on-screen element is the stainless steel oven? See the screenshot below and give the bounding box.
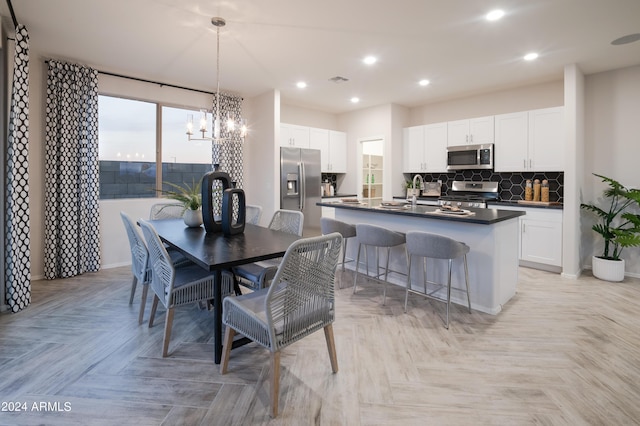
[447,143,493,171]
[438,181,499,208]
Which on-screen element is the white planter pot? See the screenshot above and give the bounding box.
[183,209,203,227]
[406,188,421,198]
[592,255,625,282]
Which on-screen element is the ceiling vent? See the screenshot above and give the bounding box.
[328,76,349,83]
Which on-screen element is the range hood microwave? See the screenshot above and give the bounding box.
[447,143,493,171]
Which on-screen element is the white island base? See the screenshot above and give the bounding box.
[335,208,520,315]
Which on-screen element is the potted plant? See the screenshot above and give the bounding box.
[580,173,640,281]
[157,179,203,227]
[405,180,421,199]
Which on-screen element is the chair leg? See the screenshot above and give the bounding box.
[323,324,339,373]
[220,326,236,374]
[129,277,138,305]
[353,244,362,294]
[341,238,348,274]
[149,295,159,327]
[382,247,390,305]
[162,307,175,357]
[423,257,428,294]
[138,284,149,325]
[463,254,472,313]
[404,254,413,313]
[270,351,281,418]
[445,260,452,329]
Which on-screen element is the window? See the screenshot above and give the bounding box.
[98,95,212,199]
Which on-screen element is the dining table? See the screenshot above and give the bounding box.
[147,219,302,363]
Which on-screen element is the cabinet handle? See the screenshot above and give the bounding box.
[522,223,525,233]
[523,159,526,169]
[529,159,532,168]
[470,134,473,143]
[465,135,468,143]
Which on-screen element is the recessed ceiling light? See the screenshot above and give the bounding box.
[296,81,307,89]
[350,97,360,103]
[363,56,377,65]
[419,79,430,86]
[524,52,539,61]
[486,9,505,21]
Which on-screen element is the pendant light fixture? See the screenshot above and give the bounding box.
[186,17,247,141]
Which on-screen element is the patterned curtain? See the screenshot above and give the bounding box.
[44,60,101,279]
[4,25,31,312]
[212,92,244,188]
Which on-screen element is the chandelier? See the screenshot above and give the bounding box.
[186,17,247,141]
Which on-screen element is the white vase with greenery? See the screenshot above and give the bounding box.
[158,180,203,227]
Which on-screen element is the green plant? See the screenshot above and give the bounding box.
[580,173,640,260]
[405,180,416,189]
[157,179,202,211]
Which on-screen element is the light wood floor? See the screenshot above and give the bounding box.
[1,266,639,425]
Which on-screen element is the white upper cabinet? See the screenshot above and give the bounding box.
[447,116,494,146]
[309,127,329,168]
[494,111,529,172]
[303,126,347,173]
[494,107,564,172]
[280,123,310,148]
[328,130,347,173]
[403,126,425,172]
[423,122,448,172]
[528,107,564,171]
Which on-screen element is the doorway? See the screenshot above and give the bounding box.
[359,138,384,205]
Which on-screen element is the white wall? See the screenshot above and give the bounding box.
[280,103,339,130]
[409,80,564,125]
[583,65,640,277]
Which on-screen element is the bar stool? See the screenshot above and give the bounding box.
[404,231,472,329]
[320,218,356,280]
[353,224,406,305]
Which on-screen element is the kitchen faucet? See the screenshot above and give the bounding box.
[411,174,424,205]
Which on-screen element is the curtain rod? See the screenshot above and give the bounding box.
[6,0,18,28]
[44,59,214,96]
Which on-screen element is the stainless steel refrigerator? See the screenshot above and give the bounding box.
[280,147,322,236]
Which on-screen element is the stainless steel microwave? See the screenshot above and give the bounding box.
[447,143,494,171]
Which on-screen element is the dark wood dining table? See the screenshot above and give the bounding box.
[147,219,301,363]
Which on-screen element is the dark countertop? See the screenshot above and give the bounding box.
[488,200,564,210]
[317,201,525,225]
[321,193,357,199]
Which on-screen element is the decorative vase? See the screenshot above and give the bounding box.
[183,208,203,227]
[407,188,421,198]
[592,255,625,282]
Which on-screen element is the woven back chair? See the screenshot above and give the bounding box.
[120,212,150,324]
[220,232,343,417]
[232,209,305,290]
[149,203,184,220]
[138,219,234,357]
[245,204,263,225]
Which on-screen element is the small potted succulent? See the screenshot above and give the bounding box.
[157,179,203,227]
[580,174,640,281]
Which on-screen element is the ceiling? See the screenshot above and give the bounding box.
[2,0,640,113]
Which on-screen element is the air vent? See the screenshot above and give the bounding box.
[328,76,349,83]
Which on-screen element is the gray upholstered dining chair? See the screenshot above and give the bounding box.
[120,212,191,324]
[220,232,343,418]
[149,202,184,220]
[245,204,263,225]
[138,219,235,357]
[404,231,472,329]
[232,209,304,290]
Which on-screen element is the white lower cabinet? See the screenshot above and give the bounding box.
[491,205,563,270]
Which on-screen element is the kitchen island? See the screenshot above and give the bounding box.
[318,200,525,314]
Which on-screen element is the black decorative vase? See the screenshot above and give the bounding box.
[201,171,232,233]
[222,188,246,236]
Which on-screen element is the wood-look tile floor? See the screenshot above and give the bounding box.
[1,266,639,425]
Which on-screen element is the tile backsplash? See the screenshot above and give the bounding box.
[404,171,564,202]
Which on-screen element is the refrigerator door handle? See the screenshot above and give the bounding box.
[299,162,305,210]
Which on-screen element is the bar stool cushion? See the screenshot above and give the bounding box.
[406,232,469,259]
[355,223,405,247]
[321,218,356,239]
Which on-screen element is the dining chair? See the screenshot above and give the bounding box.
[232,209,304,290]
[149,202,184,220]
[120,212,193,324]
[220,232,343,417]
[138,219,235,357]
[245,204,263,225]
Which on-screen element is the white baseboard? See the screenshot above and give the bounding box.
[101,261,131,270]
